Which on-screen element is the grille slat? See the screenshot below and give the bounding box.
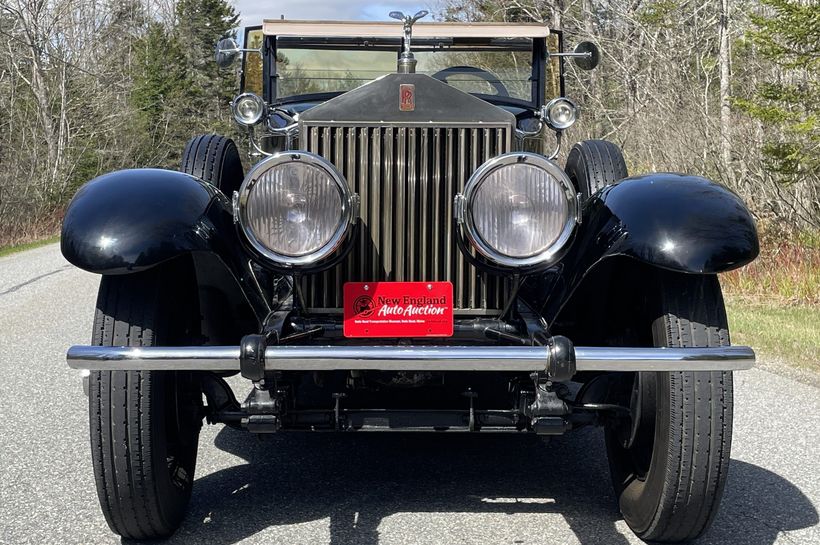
[419,129,429,278]
[383,127,394,279]
[432,129,442,282]
[302,124,510,313]
[358,128,369,279]
[444,129,454,284]
[456,128,467,309]
[407,129,417,280]
[396,127,406,281]
[371,127,381,275]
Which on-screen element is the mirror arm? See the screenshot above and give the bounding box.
[218,47,262,55]
[547,51,593,59]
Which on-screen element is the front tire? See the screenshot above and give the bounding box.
[89,263,202,539]
[605,273,733,543]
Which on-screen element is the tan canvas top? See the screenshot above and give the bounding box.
[262,20,550,39]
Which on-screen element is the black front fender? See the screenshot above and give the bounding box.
[588,173,758,273]
[522,173,758,322]
[61,168,269,323]
[61,168,232,274]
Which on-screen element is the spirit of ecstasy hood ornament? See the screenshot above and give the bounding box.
[389,9,429,73]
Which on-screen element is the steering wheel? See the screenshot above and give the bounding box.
[431,66,510,97]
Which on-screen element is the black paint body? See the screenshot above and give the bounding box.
[61,169,228,274]
[521,173,759,323]
[61,168,269,321]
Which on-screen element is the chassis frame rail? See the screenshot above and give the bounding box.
[67,344,755,373]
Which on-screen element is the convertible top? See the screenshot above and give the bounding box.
[262,20,550,39]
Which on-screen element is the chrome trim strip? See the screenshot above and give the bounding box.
[68,345,756,373]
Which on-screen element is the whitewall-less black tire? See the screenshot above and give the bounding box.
[605,273,733,543]
[181,134,244,196]
[89,264,202,539]
[565,139,628,201]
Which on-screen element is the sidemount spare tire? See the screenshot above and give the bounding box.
[565,139,628,201]
[181,134,244,196]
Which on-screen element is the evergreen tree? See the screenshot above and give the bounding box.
[130,0,239,167]
[175,0,239,131]
[734,0,819,188]
[131,22,188,165]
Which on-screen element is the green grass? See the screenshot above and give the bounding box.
[726,298,820,373]
[0,235,60,258]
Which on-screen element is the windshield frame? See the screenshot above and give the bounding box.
[246,28,563,111]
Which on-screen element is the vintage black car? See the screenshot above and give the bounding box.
[62,12,759,543]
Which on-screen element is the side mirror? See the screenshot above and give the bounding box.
[572,41,600,70]
[215,37,240,68]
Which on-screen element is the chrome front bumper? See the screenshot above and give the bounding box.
[67,344,755,373]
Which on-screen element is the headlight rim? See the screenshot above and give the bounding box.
[232,92,267,126]
[461,152,578,268]
[237,151,354,267]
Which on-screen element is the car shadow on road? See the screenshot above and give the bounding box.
[156,427,817,545]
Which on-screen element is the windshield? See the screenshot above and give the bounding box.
[243,29,561,106]
[275,44,533,101]
[277,48,397,96]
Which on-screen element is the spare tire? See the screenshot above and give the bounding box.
[181,134,244,196]
[565,139,628,201]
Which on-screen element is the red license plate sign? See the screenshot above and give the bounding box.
[344,282,453,338]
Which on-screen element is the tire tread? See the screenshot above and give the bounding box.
[89,271,192,539]
[643,275,733,542]
[181,134,243,195]
[565,139,628,200]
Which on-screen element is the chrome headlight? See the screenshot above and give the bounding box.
[543,97,578,130]
[456,153,578,268]
[237,152,356,266]
[232,93,266,126]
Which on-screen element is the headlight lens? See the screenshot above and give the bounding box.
[459,153,577,267]
[232,93,266,126]
[544,97,578,130]
[237,152,355,266]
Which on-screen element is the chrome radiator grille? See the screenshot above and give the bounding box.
[301,124,512,313]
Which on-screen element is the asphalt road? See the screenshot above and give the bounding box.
[1,243,818,545]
